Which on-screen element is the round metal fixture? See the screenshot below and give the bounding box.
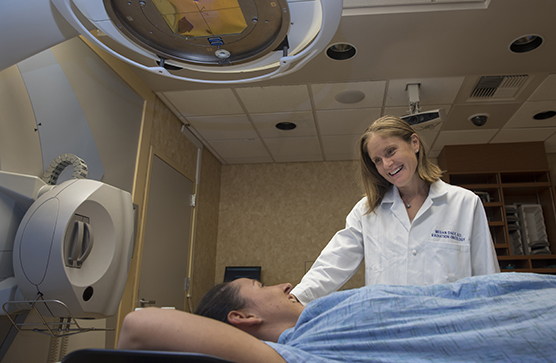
[52,0,343,84]
[469,113,489,127]
[326,43,357,60]
[533,111,556,120]
[335,90,365,104]
[276,122,297,130]
[104,0,290,66]
[215,49,231,59]
[510,35,543,53]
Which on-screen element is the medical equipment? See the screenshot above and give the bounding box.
[400,83,445,131]
[0,169,135,335]
[50,0,343,84]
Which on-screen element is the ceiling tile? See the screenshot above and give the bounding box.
[544,133,556,153]
[321,134,361,160]
[504,101,556,128]
[161,89,244,117]
[208,139,272,164]
[235,85,312,113]
[385,77,465,107]
[187,115,258,140]
[264,137,322,163]
[432,129,499,151]
[491,128,556,144]
[418,130,439,151]
[311,81,386,110]
[316,108,381,136]
[529,74,556,101]
[250,111,317,138]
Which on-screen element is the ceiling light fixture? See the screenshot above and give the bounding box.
[276,122,297,130]
[510,35,543,53]
[533,111,556,120]
[326,43,357,60]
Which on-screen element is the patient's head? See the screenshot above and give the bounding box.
[195,278,304,342]
[194,281,246,324]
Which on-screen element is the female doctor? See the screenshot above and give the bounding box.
[291,115,500,305]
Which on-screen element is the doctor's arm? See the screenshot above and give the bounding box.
[291,205,365,305]
[470,197,500,275]
[117,308,286,363]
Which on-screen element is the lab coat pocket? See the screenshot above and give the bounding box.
[425,241,471,284]
[364,234,394,285]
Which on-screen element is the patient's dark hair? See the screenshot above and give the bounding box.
[194,282,246,324]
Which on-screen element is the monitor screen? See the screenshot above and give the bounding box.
[223,266,261,282]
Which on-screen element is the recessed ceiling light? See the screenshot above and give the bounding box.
[533,111,556,120]
[326,43,357,60]
[276,122,297,130]
[335,90,366,104]
[510,35,543,53]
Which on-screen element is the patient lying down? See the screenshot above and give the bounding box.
[118,273,556,363]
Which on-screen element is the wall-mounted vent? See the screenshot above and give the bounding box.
[470,75,528,99]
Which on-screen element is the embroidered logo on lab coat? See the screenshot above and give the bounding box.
[431,230,467,242]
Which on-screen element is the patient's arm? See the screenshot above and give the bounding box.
[117,308,286,363]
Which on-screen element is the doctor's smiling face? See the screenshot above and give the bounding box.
[367,133,421,191]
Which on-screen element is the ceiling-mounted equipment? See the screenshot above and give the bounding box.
[469,75,529,100]
[469,113,489,127]
[400,83,445,131]
[51,0,343,84]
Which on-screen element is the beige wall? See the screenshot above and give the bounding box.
[213,156,449,292]
[215,160,366,290]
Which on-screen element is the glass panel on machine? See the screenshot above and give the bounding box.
[152,0,248,38]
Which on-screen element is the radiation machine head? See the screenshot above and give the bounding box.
[13,178,134,319]
[51,0,343,84]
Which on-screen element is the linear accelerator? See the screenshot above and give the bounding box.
[0,0,342,343]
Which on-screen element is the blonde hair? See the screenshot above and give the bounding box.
[358,115,443,213]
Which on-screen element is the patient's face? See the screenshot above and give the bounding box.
[232,278,304,324]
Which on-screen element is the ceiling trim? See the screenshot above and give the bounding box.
[342,0,491,16]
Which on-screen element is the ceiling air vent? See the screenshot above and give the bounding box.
[470,75,528,99]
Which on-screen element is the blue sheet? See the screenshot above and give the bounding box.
[266,273,556,362]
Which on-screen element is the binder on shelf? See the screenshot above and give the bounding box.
[517,204,551,255]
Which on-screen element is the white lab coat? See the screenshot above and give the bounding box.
[291,179,500,305]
